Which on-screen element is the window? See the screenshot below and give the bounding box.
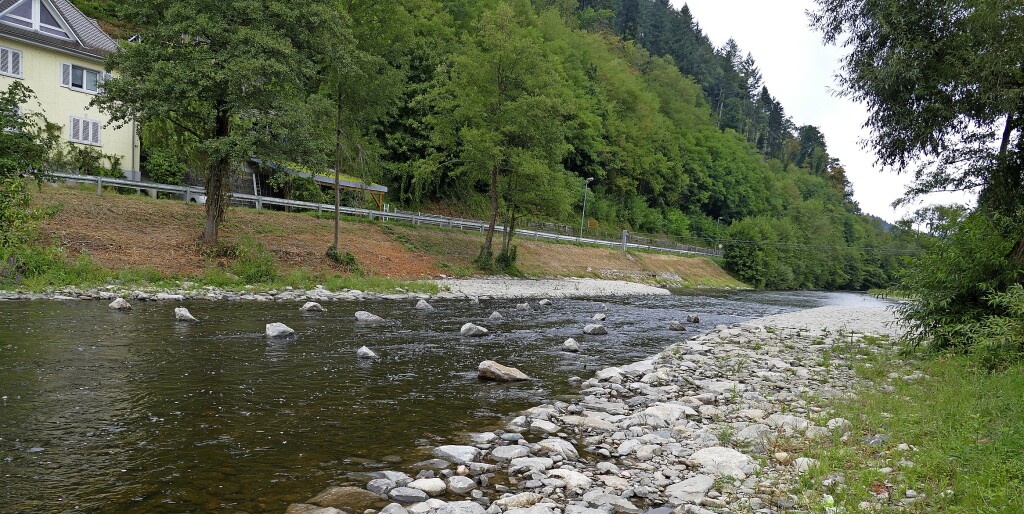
[0,46,22,78]
[0,0,71,40]
[61,63,109,94]
[69,116,101,146]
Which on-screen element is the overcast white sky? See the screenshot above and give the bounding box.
[676,0,973,222]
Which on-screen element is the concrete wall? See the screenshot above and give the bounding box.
[0,36,139,178]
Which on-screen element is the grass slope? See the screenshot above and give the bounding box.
[21,185,744,291]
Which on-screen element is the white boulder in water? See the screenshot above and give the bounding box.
[108,298,131,310]
[300,302,325,312]
[592,313,606,321]
[687,314,701,323]
[415,299,434,311]
[355,311,384,322]
[538,299,552,306]
[266,322,295,338]
[562,338,580,352]
[478,360,530,381]
[489,311,504,321]
[357,346,379,359]
[516,303,530,311]
[460,323,489,337]
[174,307,198,322]
[669,321,687,331]
[583,324,608,335]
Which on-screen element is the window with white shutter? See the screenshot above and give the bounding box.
[0,46,23,78]
[69,116,101,146]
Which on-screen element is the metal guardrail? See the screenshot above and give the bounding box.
[49,172,724,258]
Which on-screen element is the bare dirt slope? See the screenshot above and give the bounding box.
[33,185,744,286]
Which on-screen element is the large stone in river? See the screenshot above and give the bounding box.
[357,346,379,359]
[508,457,553,473]
[447,476,476,495]
[286,504,342,514]
[478,360,529,382]
[489,311,504,321]
[562,338,580,352]
[174,307,198,322]
[433,445,481,464]
[266,322,295,338]
[460,323,488,337]
[538,438,579,461]
[300,302,326,312]
[307,486,385,510]
[108,298,131,310]
[355,311,384,322]
[690,446,759,479]
[583,324,608,335]
[415,299,434,311]
[547,469,591,490]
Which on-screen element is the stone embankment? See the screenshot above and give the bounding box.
[0,278,671,303]
[287,305,901,514]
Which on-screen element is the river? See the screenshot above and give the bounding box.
[0,290,889,513]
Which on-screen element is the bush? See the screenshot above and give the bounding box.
[326,245,361,274]
[892,209,1024,356]
[229,237,278,283]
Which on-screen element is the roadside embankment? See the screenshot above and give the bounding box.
[24,185,744,290]
[285,305,906,514]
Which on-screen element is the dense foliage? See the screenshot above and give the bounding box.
[80,0,912,284]
[813,0,1024,356]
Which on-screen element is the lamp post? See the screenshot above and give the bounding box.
[580,177,594,240]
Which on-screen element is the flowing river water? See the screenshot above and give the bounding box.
[0,290,889,513]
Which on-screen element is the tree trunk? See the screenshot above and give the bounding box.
[480,165,498,261]
[202,107,231,245]
[334,87,343,250]
[1010,238,1024,265]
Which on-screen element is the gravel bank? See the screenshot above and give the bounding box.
[435,278,671,299]
[288,305,904,514]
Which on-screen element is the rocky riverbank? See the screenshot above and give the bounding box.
[0,277,671,303]
[285,305,902,514]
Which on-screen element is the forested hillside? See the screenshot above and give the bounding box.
[73,0,917,289]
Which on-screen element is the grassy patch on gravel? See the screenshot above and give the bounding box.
[797,339,1024,512]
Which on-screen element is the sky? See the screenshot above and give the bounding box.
[676,0,974,223]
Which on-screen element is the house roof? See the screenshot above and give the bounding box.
[0,0,119,60]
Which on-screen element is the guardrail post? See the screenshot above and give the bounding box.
[621,230,628,253]
[183,186,190,203]
[96,177,102,194]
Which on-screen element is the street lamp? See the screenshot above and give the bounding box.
[579,177,594,240]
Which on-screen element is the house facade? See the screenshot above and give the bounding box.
[0,0,138,178]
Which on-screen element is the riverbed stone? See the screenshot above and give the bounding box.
[583,324,608,335]
[508,457,553,473]
[300,302,325,312]
[368,478,398,496]
[461,323,489,337]
[546,469,592,490]
[174,307,198,322]
[529,420,560,435]
[489,311,503,321]
[266,322,295,338]
[538,299,552,306]
[538,438,579,461]
[408,478,446,496]
[434,445,481,465]
[447,476,476,495]
[478,360,529,381]
[355,311,384,322]
[766,414,813,433]
[389,487,430,503]
[436,501,486,514]
[493,492,543,509]
[562,338,580,352]
[516,303,531,311]
[665,475,715,504]
[669,321,687,331]
[108,298,131,310]
[408,499,447,514]
[592,313,606,321]
[687,314,700,323]
[307,486,384,510]
[581,491,641,514]
[794,457,819,473]
[690,446,759,479]
[380,504,410,514]
[416,299,434,311]
[491,445,530,462]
